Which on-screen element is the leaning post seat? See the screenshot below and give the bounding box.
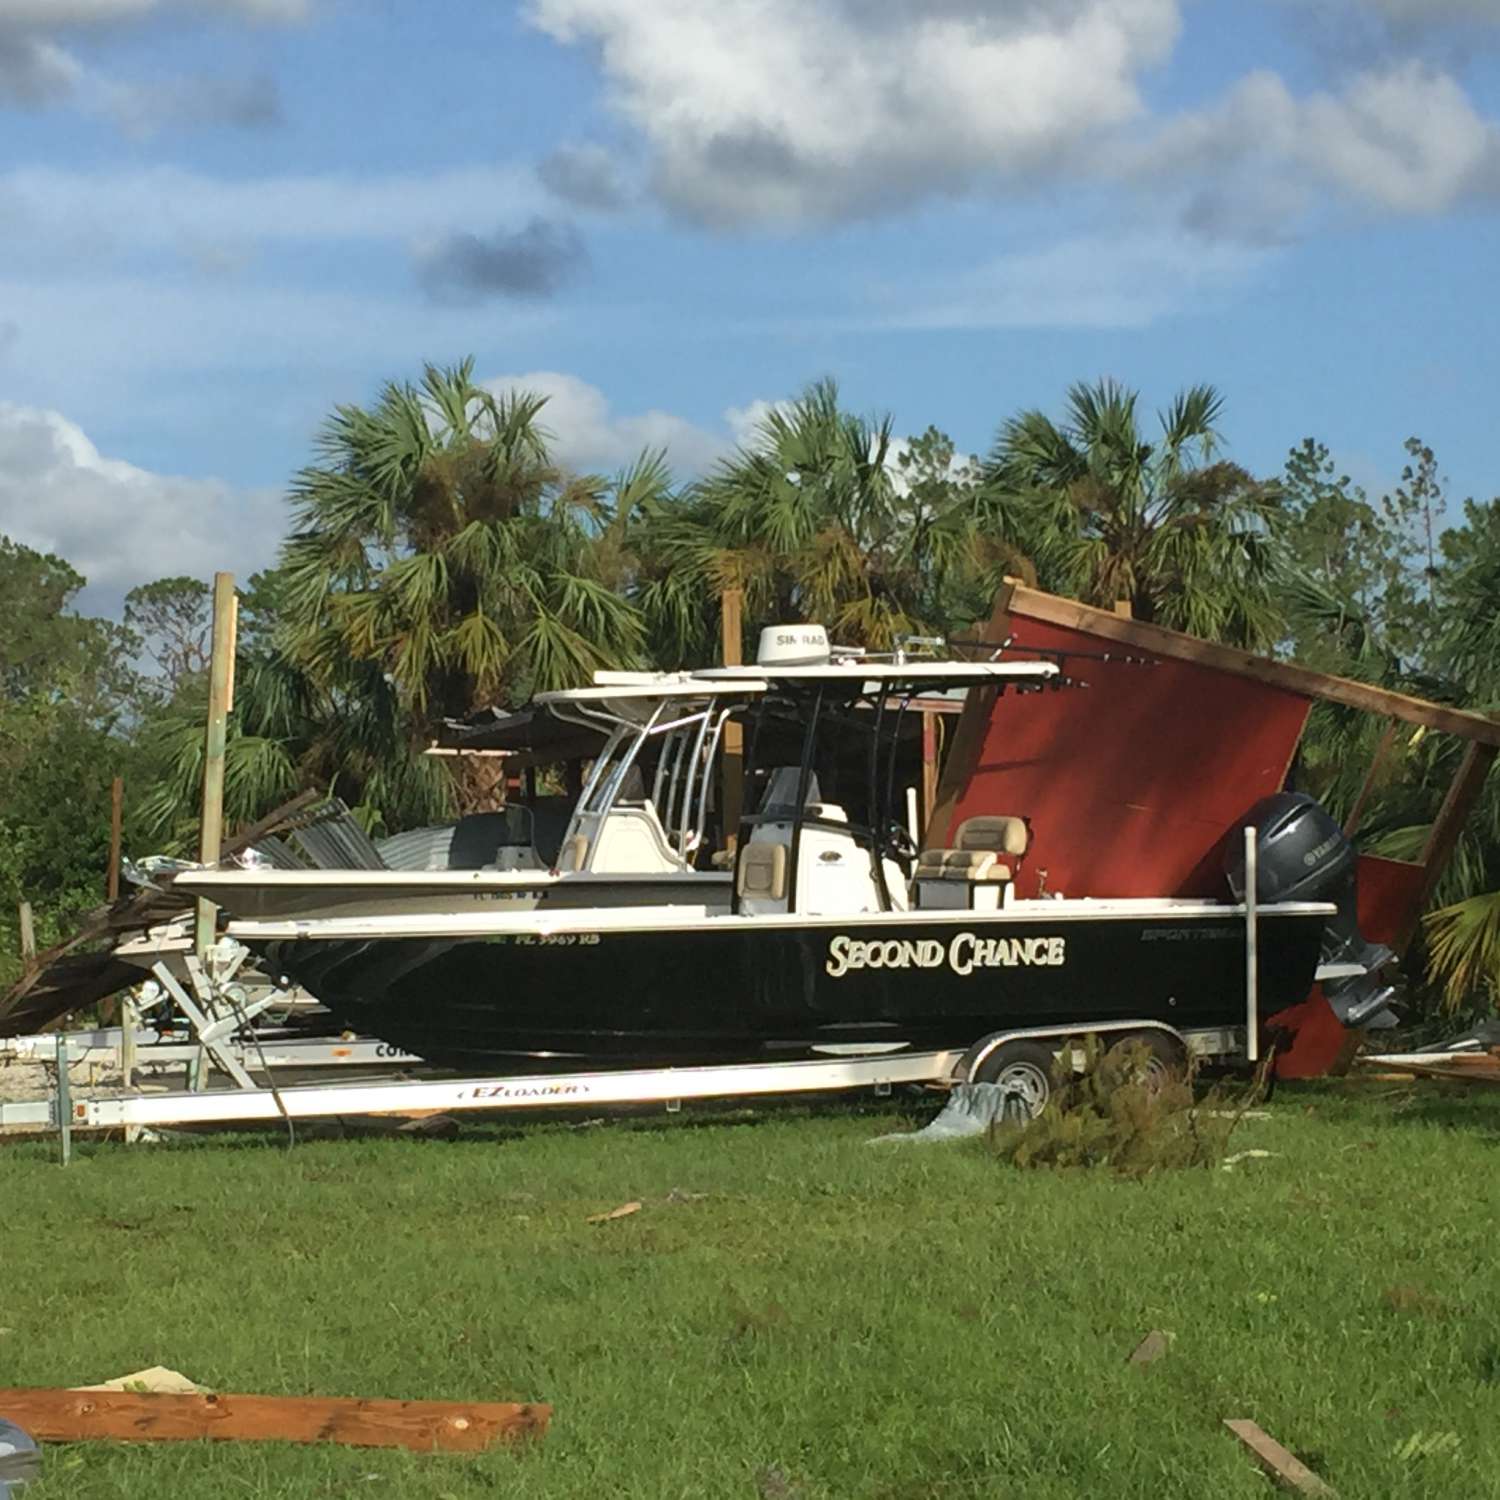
[914,815,1031,911]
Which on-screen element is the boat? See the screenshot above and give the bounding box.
[173,680,760,922]
[222,626,1355,1081]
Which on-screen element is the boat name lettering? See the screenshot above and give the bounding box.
[825,932,1065,979]
[509,933,601,947]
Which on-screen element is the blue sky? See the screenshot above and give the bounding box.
[1,0,1498,614]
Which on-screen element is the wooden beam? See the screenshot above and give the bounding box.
[721,588,745,854]
[1396,740,1499,952]
[1006,585,1500,748]
[1223,1419,1336,1496]
[0,1388,549,1453]
[106,775,123,902]
[17,900,35,964]
[195,572,237,958]
[925,581,1018,847]
[920,709,939,837]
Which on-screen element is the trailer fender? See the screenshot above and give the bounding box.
[958,1019,1187,1086]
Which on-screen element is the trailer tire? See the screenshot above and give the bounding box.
[1105,1029,1187,1093]
[970,1039,1060,1120]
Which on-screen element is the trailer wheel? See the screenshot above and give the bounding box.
[971,1040,1060,1119]
[1105,1030,1187,1093]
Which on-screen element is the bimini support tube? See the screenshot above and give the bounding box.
[1244,824,1259,1064]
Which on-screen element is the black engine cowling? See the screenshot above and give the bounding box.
[1225,792,1398,1029]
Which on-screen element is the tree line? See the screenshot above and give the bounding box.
[3,360,1498,1013]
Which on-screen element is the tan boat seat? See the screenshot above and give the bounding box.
[955,815,1030,857]
[915,815,1029,906]
[736,841,788,901]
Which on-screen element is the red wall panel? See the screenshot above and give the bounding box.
[945,617,1311,899]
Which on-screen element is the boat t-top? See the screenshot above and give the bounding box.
[174,677,767,922]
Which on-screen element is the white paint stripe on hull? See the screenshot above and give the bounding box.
[229,898,1337,943]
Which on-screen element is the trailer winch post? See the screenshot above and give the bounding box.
[1244,824,1259,1064]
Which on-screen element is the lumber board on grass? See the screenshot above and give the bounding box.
[0,1389,549,1452]
[1224,1419,1336,1496]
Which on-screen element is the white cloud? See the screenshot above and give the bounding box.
[0,0,307,115]
[1130,63,1500,225]
[0,275,563,413]
[525,0,1182,226]
[0,0,306,28]
[1302,65,1496,212]
[872,230,1271,331]
[0,402,281,609]
[0,164,544,263]
[480,371,737,477]
[1313,0,1500,21]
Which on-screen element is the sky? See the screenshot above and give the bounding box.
[1,0,1498,616]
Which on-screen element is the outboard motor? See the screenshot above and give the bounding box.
[1225,792,1399,1029]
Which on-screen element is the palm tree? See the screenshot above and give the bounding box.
[1416,498,1500,1010]
[634,381,982,661]
[979,380,1285,647]
[135,641,456,846]
[279,358,655,722]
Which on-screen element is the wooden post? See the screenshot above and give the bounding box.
[1397,740,1498,952]
[196,573,237,959]
[107,775,124,901]
[721,588,744,854]
[920,709,939,839]
[18,900,35,964]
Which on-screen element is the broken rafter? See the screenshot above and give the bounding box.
[1002,584,1500,749]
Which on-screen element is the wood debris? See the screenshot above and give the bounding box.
[586,1200,641,1223]
[1224,1418,1336,1496]
[1359,1048,1500,1087]
[1127,1330,1171,1366]
[0,1388,549,1452]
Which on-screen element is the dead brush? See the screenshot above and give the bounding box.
[987,1037,1265,1178]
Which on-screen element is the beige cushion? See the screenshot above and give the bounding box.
[557,834,588,872]
[915,849,1013,883]
[736,842,788,901]
[941,851,1012,882]
[955,815,1029,857]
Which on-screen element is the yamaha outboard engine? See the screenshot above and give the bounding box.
[1225,792,1399,1029]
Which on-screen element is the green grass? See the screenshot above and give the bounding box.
[2,1083,1499,1498]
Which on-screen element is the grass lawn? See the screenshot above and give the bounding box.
[1,1081,1498,1498]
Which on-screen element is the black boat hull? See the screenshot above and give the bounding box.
[260,907,1327,1072]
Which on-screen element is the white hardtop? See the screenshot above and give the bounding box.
[539,678,767,703]
[536,678,767,726]
[690,660,1059,685]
